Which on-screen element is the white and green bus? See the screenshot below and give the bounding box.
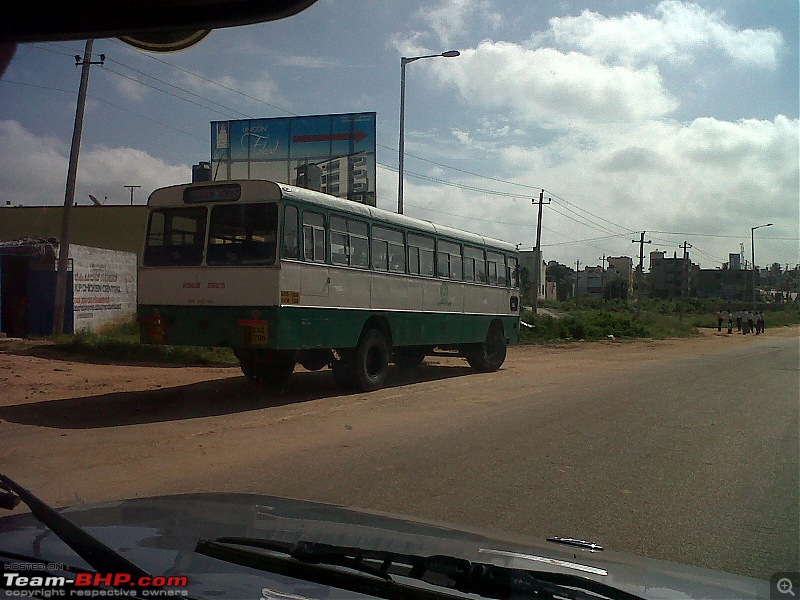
[139,180,520,391]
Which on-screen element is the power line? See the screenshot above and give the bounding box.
[1,79,206,141]
[103,56,253,119]
[28,42,798,254]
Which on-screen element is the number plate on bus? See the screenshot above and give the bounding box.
[238,319,268,345]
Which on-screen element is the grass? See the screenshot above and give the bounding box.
[521,299,800,343]
[49,321,237,365]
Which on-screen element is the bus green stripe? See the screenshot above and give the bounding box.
[139,305,519,349]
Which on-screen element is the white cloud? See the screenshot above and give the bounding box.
[112,75,148,103]
[393,0,503,55]
[418,0,502,48]
[430,41,678,129]
[175,72,281,113]
[545,0,783,69]
[392,114,798,267]
[0,120,189,206]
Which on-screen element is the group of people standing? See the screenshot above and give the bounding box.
[717,309,765,335]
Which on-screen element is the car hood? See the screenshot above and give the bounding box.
[0,493,768,599]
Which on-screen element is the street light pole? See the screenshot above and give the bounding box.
[751,223,773,305]
[398,50,459,214]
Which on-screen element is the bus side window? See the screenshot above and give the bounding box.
[507,256,518,288]
[488,251,505,286]
[438,240,462,280]
[408,233,434,277]
[464,246,485,283]
[303,211,326,263]
[372,238,388,271]
[282,205,299,259]
[349,220,369,269]
[330,216,348,266]
[373,225,403,272]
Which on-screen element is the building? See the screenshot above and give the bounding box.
[0,205,149,258]
[695,269,754,300]
[649,250,696,299]
[519,249,547,300]
[607,256,634,293]
[728,253,741,270]
[0,239,137,337]
[577,265,604,297]
[294,151,375,206]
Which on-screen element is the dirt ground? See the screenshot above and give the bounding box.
[1,325,797,407]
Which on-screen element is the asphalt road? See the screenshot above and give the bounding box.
[1,329,798,579]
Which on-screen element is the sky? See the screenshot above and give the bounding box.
[0,0,798,270]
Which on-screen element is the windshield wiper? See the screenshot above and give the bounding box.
[196,537,644,600]
[0,473,150,579]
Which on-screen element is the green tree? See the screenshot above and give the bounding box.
[603,276,629,301]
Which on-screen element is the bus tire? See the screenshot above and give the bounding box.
[354,329,390,391]
[269,355,296,386]
[393,346,426,370]
[465,324,506,373]
[239,358,261,382]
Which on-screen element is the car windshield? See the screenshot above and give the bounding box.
[0,1,798,599]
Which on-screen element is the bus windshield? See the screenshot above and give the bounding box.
[207,203,279,266]
[143,207,207,267]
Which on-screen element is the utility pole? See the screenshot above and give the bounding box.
[631,232,652,317]
[575,260,580,299]
[124,185,141,205]
[679,241,692,322]
[599,254,606,299]
[53,40,105,335]
[532,189,550,315]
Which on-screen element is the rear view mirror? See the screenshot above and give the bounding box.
[0,0,318,52]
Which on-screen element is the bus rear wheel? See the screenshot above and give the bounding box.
[465,325,506,373]
[354,329,390,391]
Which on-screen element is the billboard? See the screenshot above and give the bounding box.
[211,112,376,206]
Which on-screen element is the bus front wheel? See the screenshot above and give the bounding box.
[354,329,390,391]
[465,325,506,373]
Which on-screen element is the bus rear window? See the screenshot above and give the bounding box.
[207,203,278,266]
[143,207,207,267]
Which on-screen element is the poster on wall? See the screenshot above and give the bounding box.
[211,112,376,206]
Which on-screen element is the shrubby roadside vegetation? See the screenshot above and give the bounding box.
[520,297,800,343]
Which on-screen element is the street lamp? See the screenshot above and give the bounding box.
[397,50,460,214]
[751,223,773,305]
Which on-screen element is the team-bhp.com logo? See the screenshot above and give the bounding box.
[2,570,188,597]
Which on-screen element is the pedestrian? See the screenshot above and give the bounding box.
[747,311,755,335]
[727,311,733,334]
[717,308,723,332]
[736,309,743,331]
[742,311,749,334]
[757,311,765,334]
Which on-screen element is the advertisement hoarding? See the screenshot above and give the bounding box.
[211,112,376,206]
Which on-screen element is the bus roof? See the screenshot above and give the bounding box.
[281,183,517,254]
[148,180,517,253]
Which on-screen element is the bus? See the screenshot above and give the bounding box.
[139,180,520,391]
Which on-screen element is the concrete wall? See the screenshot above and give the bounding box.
[69,245,137,332]
[0,206,149,258]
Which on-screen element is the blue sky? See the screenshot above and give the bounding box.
[1,0,797,269]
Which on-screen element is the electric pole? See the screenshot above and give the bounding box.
[575,260,580,299]
[679,241,692,322]
[124,185,141,205]
[632,232,652,317]
[599,254,606,299]
[532,189,550,315]
[53,40,105,335]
